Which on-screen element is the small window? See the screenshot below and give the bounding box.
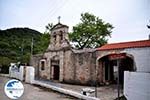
[41,61,45,70]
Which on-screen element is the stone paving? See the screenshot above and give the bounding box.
[36,79,123,100]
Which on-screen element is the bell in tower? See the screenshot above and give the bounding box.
[47,18,70,51]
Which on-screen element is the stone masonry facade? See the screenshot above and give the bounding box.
[31,23,97,85]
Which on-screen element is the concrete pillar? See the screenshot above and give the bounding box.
[9,67,12,77]
[25,66,35,84]
[19,66,24,81]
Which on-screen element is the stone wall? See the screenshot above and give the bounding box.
[63,49,97,85]
[33,48,97,85]
[30,47,150,85]
[62,50,75,83]
[40,51,63,80]
[74,51,96,85]
[30,54,43,78]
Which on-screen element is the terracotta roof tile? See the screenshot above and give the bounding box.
[97,40,150,51]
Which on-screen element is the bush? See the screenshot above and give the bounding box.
[0,65,9,74]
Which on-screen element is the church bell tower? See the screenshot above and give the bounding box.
[47,17,70,51]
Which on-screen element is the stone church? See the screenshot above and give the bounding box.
[30,22,150,85]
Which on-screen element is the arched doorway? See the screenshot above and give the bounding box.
[98,53,135,85]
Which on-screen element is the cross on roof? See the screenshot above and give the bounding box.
[58,16,61,23]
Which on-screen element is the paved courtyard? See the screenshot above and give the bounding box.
[36,79,123,100]
[0,76,76,100]
[61,84,123,100]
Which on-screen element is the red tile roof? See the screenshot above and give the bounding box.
[97,40,150,51]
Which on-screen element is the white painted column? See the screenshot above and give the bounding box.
[9,67,12,77]
[25,66,35,84]
[19,66,24,81]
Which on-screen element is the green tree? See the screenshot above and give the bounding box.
[45,23,53,33]
[35,32,50,53]
[69,12,113,49]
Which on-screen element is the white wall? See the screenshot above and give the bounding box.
[25,67,35,84]
[124,47,150,72]
[124,71,150,100]
[9,66,24,81]
[9,66,35,84]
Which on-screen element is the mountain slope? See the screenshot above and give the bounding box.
[0,28,49,73]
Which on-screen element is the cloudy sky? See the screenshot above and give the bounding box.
[0,0,150,43]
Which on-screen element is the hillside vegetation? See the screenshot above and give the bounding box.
[0,28,49,73]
